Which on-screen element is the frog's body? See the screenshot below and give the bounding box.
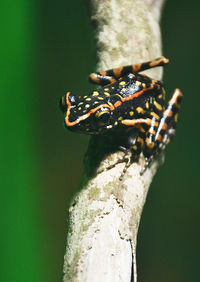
[60,57,183,175]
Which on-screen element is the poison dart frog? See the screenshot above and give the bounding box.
[60,56,183,176]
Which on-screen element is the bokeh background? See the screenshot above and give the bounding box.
[1,0,200,281]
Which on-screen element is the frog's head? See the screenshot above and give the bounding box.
[60,92,113,134]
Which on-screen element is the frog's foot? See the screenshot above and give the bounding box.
[118,146,133,181]
[140,155,154,175]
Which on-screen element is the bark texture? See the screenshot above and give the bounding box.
[63,0,166,281]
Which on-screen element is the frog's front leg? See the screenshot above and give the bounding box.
[119,129,146,180]
[118,119,150,179]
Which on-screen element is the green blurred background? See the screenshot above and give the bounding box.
[1,0,199,281]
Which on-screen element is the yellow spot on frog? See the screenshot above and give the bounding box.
[93,91,99,96]
[136,81,142,86]
[85,104,90,108]
[154,101,162,111]
[119,81,126,86]
[129,111,134,116]
[108,102,113,107]
[136,107,145,114]
[115,94,122,99]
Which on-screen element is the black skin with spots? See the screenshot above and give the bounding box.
[62,73,164,134]
[60,57,183,176]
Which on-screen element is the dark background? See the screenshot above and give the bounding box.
[1,0,200,281]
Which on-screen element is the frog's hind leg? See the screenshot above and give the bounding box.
[155,88,183,148]
[141,89,183,173]
[89,56,169,86]
[138,116,159,174]
[144,88,183,155]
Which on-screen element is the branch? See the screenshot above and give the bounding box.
[63,0,166,281]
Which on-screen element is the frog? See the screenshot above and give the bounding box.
[60,56,183,176]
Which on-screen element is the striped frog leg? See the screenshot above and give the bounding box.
[117,87,182,176]
[154,88,183,149]
[144,88,183,154]
[89,56,169,86]
[137,88,183,174]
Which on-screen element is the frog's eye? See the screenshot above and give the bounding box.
[99,112,110,123]
[96,110,110,126]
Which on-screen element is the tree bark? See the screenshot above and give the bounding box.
[63,0,166,281]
